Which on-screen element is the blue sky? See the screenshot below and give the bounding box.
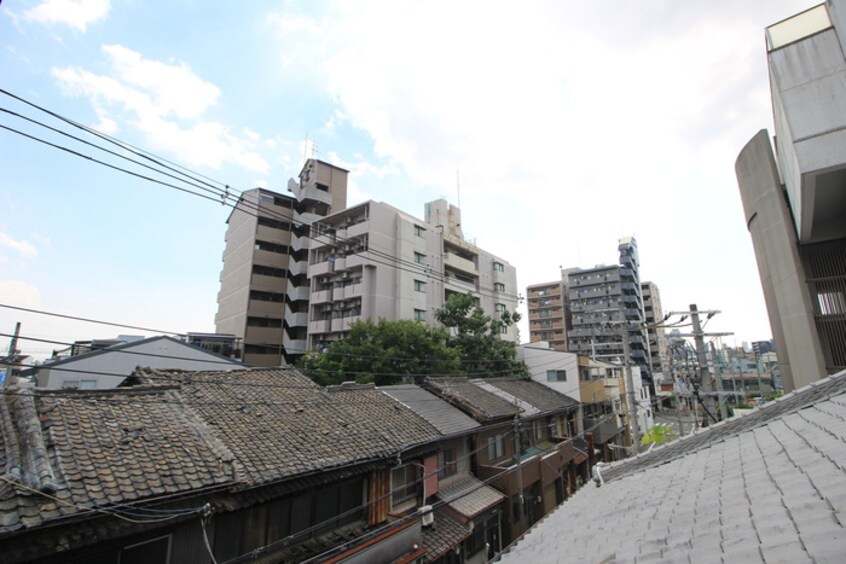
[1,0,815,360]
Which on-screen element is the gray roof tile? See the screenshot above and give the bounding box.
[500,370,846,563]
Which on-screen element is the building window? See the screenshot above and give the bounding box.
[391,464,419,509]
[80,380,97,390]
[539,310,550,318]
[494,283,505,292]
[547,370,566,382]
[438,448,457,479]
[414,280,426,292]
[487,434,505,461]
[495,303,506,314]
[414,225,425,237]
[62,380,80,389]
[493,261,504,272]
[414,309,426,321]
[414,251,426,264]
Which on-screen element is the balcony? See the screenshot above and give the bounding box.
[247,299,284,317]
[444,252,477,275]
[287,285,310,301]
[245,326,284,343]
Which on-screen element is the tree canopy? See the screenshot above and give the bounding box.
[299,293,527,386]
[300,318,460,386]
[434,293,526,377]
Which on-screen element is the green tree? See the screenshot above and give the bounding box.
[434,293,527,377]
[640,424,674,446]
[300,318,461,386]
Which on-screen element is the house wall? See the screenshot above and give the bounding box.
[36,339,240,389]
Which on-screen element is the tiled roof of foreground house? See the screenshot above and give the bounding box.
[501,370,846,563]
[0,367,443,552]
[424,377,579,422]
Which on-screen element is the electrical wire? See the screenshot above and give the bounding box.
[0,475,205,524]
[0,96,524,303]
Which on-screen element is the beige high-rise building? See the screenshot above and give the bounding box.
[215,159,348,366]
[641,281,668,376]
[526,280,569,351]
[306,199,519,347]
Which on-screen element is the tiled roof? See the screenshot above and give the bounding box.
[485,378,580,413]
[379,385,480,436]
[437,475,506,519]
[425,378,520,421]
[0,367,446,540]
[0,386,237,534]
[424,377,578,423]
[501,370,846,563]
[422,509,470,562]
[143,367,443,485]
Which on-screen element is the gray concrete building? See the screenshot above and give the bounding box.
[566,237,652,386]
[306,198,519,348]
[736,1,846,391]
[215,159,348,366]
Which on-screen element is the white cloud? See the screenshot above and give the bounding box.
[262,0,810,342]
[0,280,42,307]
[0,232,38,258]
[52,45,269,173]
[23,0,110,32]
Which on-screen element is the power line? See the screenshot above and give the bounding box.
[0,90,523,303]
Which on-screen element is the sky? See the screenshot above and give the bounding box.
[0,0,816,362]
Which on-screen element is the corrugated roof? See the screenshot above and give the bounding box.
[437,476,506,519]
[379,384,480,436]
[501,370,846,563]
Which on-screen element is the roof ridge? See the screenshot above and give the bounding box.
[1,388,57,493]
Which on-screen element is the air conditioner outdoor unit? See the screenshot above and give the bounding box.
[420,505,434,527]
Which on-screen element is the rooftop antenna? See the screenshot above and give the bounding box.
[303,131,309,162]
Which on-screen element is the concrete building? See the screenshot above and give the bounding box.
[306,198,519,347]
[642,281,668,376]
[736,1,846,391]
[215,159,348,366]
[566,237,651,386]
[525,280,568,350]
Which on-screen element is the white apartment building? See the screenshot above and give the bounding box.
[306,199,519,348]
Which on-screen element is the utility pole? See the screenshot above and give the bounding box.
[709,342,729,421]
[512,399,524,521]
[689,304,716,427]
[3,322,21,388]
[619,305,642,451]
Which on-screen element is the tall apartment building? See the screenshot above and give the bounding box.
[215,159,348,366]
[526,280,568,350]
[641,281,668,376]
[306,199,519,348]
[735,1,846,390]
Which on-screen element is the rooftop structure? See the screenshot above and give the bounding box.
[736,0,846,389]
[502,368,846,562]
